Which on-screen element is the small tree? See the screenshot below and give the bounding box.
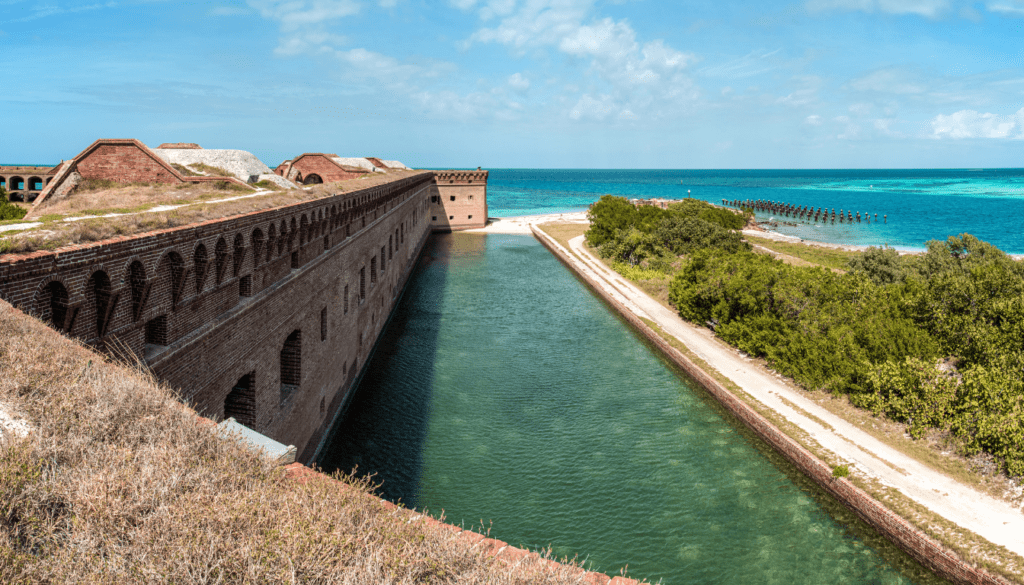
[0,185,7,203]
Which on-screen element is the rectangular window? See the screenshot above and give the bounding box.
[431,195,438,203]
[450,196,455,201]
[469,195,473,200]
[291,250,299,270]
[344,284,349,314]
[370,257,377,285]
[360,267,366,300]
[449,215,454,220]
[320,307,327,341]
[380,246,386,272]
[468,215,473,220]
[432,216,437,221]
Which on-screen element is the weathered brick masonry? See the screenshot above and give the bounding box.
[0,170,484,461]
[431,170,488,231]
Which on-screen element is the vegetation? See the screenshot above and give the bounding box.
[832,464,851,478]
[0,188,27,221]
[586,195,751,272]
[745,234,859,271]
[188,162,233,177]
[0,301,590,584]
[171,163,201,176]
[588,196,1024,478]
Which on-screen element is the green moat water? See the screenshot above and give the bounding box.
[321,233,948,585]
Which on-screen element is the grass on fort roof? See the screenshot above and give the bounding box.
[0,303,594,584]
[0,170,425,256]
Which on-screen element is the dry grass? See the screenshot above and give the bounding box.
[4,170,427,256]
[743,234,860,270]
[0,302,595,584]
[535,222,588,250]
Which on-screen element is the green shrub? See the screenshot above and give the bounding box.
[832,464,850,478]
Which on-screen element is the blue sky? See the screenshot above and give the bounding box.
[2,0,1023,168]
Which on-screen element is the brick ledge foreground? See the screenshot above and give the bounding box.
[530,224,1015,585]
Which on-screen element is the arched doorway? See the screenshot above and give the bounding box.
[303,173,323,185]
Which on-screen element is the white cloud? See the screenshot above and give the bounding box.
[569,94,617,120]
[805,114,823,125]
[247,0,361,31]
[806,0,950,17]
[987,1,1024,15]
[776,75,822,106]
[508,72,530,91]
[699,49,782,80]
[274,31,348,56]
[930,108,1024,138]
[466,2,697,121]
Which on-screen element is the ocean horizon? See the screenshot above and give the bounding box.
[479,168,1024,255]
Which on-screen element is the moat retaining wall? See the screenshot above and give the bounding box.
[531,225,1014,585]
[0,171,486,461]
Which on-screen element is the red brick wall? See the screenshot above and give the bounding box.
[0,172,440,461]
[532,227,1014,585]
[291,155,367,184]
[76,143,182,184]
[431,170,488,231]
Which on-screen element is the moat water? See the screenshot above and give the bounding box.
[320,233,948,585]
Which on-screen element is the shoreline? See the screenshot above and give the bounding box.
[473,211,1024,259]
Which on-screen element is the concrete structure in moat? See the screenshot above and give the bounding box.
[0,165,60,202]
[0,168,488,462]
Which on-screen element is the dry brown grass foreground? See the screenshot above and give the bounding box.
[0,301,599,584]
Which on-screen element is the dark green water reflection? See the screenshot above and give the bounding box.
[321,233,946,585]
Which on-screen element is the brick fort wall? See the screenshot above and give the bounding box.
[0,170,480,460]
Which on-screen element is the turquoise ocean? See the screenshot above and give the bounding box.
[484,168,1024,253]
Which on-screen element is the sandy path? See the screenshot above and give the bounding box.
[516,218,1023,559]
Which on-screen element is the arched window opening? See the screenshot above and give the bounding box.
[88,271,114,338]
[280,329,301,403]
[160,252,186,306]
[267,225,277,262]
[380,246,386,273]
[193,244,208,294]
[304,173,323,185]
[251,228,264,267]
[370,256,377,285]
[225,372,256,428]
[359,267,366,301]
[278,220,287,255]
[129,261,148,321]
[299,215,309,246]
[232,233,245,277]
[214,238,228,284]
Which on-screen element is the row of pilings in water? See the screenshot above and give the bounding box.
[722,199,887,224]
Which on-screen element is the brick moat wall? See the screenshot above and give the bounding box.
[0,171,464,460]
